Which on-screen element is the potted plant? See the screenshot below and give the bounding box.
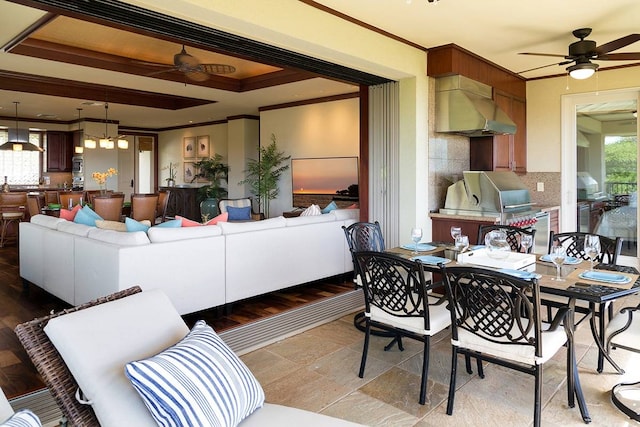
[163,162,178,187]
[239,134,290,218]
[191,154,229,220]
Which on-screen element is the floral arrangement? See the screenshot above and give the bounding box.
[163,162,178,182]
[92,168,118,187]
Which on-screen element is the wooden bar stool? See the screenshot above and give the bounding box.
[0,192,27,247]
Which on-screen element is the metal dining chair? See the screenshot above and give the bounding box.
[477,224,537,253]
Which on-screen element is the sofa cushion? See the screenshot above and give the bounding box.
[0,409,42,427]
[125,217,150,233]
[30,214,65,229]
[321,201,338,214]
[299,204,321,216]
[147,224,222,243]
[73,205,102,227]
[43,289,190,427]
[239,404,365,427]
[87,228,151,246]
[286,213,335,226]
[56,220,94,237]
[125,320,264,427]
[95,220,127,232]
[59,204,82,221]
[227,205,252,221]
[218,216,286,235]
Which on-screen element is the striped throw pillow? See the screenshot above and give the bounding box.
[125,321,264,426]
[0,410,42,427]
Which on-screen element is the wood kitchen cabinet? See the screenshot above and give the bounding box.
[46,131,73,172]
[470,91,526,173]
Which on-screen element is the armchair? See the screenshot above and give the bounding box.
[218,198,262,221]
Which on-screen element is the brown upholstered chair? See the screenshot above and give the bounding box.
[0,192,27,247]
[130,193,159,223]
[59,191,84,210]
[156,190,171,224]
[26,194,44,218]
[93,194,125,221]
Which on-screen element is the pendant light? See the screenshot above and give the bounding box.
[0,102,43,152]
[84,102,128,149]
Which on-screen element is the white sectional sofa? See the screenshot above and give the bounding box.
[19,209,358,314]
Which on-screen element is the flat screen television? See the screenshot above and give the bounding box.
[291,156,359,208]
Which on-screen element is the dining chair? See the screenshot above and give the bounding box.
[130,193,159,223]
[443,266,590,427]
[543,231,624,372]
[155,189,171,223]
[93,194,125,222]
[84,190,110,207]
[26,194,44,219]
[0,192,27,247]
[44,190,60,205]
[354,251,450,405]
[477,224,537,253]
[58,191,84,210]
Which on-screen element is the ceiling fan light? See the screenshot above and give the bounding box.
[84,138,96,149]
[567,61,598,79]
[117,139,128,149]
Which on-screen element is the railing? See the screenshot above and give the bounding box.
[605,182,637,196]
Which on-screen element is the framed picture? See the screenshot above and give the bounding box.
[197,135,210,157]
[183,136,196,158]
[184,162,198,183]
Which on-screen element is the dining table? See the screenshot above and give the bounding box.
[388,242,640,375]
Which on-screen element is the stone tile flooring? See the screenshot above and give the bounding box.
[241,292,640,426]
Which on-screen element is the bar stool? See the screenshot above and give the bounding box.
[0,192,27,247]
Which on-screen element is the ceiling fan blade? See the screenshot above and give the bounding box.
[519,52,567,58]
[596,34,640,55]
[145,67,178,77]
[596,52,640,61]
[201,63,236,74]
[185,70,210,82]
[132,59,173,68]
[518,60,573,74]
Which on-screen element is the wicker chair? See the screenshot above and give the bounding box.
[14,287,142,427]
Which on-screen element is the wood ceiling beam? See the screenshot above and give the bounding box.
[0,70,215,110]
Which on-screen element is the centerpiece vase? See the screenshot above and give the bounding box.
[200,198,219,222]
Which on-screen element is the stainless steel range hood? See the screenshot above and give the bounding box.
[435,75,516,137]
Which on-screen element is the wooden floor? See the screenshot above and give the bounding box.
[0,243,354,400]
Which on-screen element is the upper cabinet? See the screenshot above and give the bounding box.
[46,131,73,172]
[428,44,527,173]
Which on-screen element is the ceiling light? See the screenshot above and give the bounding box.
[84,138,96,149]
[84,103,127,149]
[567,60,598,80]
[634,111,638,118]
[0,102,43,152]
[117,138,129,149]
[75,146,84,154]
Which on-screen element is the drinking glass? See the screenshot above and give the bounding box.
[584,235,600,271]
[450,226,462,243]
[550,245,566,281]
[455,235,469,253]
[411,227,423,254]
[520,234,533,253]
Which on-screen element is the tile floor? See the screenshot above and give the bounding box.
[241,292,640,426]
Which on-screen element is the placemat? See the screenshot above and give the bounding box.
[565,268,638,289]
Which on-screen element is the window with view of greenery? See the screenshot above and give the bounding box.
[0,130,42,184]
[605,135,637,195]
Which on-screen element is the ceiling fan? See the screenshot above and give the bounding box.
[518,28,640,79]
[139,45,236,82]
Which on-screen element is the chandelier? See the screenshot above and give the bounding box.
[0,102,43,152]
[83,103,128,150]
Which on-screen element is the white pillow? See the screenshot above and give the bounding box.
[0,409,42,427]
[125,320,265,427]
[299,204,321,216]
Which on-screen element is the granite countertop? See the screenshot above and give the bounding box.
[429,212,500,223]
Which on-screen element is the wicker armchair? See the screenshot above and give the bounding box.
[14,287,142,427]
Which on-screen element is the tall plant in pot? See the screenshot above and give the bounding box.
[240,134,290,218]
[191,154,229,221]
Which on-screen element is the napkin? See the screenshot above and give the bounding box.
[540,254,582,265]
[578,270,631,284]
[401,243,436,252]
[498,268,538,280]
[410,255,451,265]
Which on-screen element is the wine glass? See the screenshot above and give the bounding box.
[584,235,600,271]
[455,235,469,253]
[411,227,423,254]
[520,234,533,253]
[550,245,566,281]
[450,226,462,243]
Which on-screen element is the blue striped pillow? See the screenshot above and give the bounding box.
[125,320,264,426]
[0,409,42,427]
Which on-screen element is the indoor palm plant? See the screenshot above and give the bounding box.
[191,154,229,219]
[239,134,290,218]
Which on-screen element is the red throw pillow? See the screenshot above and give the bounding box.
[205,212,228,225]
[59,204,82,221]
[176,215,201,227]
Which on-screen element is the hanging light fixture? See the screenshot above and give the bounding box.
[0,102,43,152]
[567,59,599,80]
[84,103,128,149]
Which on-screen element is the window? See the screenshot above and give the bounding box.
[0,130,42,184]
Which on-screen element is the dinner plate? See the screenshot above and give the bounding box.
[578,271,631,284]
[498,268,540,280]
[401,243,436,252]
[540,254,582,265]
[410,255,451,265]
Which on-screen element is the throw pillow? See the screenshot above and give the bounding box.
[300,204,321,216]
[59,204,82,221]
[205,212,228,225]
[321,201,338,214]
[125,320,265,427]
[347,203,359,209]
[177,215,201,227]
[154,218,182,228]
[125,217,150,233]
[73,205,102,227]
[95,219,127,232]
[0,410,42,427]
[227,206,252,221]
